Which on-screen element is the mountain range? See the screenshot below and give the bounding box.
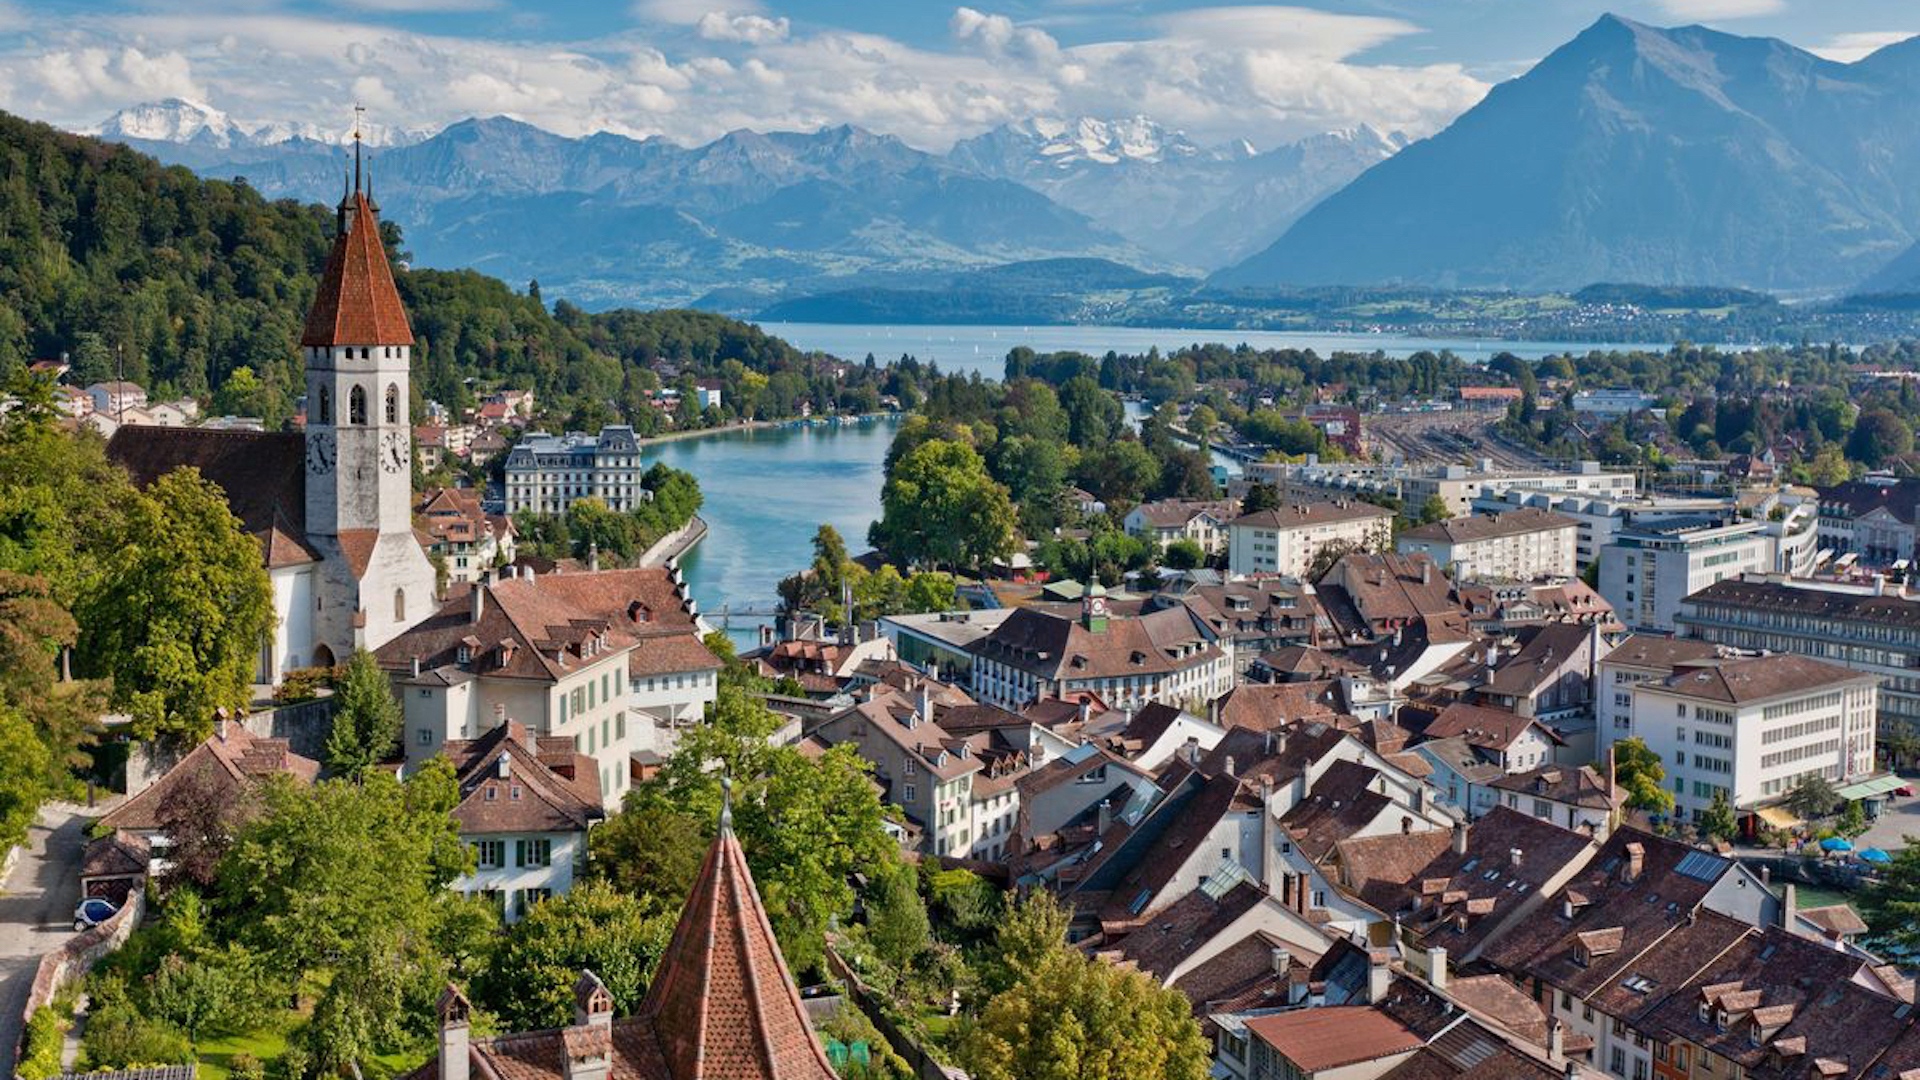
[93,100,1383,310]
[1214,15,1920,296]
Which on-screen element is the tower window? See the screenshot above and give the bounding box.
[349,385,367,425]
[385,383,399,424]
[394,588,406,624]
[317,385,332,425]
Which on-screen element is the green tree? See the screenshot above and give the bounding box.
[1847,407,1914,468]
[960,948,1209,1080]
[325,649,403,776]
[982,891,1072,996]
[1613,737,1674,816]
[1786,775,1840,822]
[1699,791,1737,842]
[0,705,52,850]
[1186,405,1218,441]
[866,864,930,971]
[1242,483,1282,514]
[475,880,676,1031]
[1862,837,1920,953]
[78,469,274,741]
[1059,376,1122,446]
[1162,539,1204,571]
[873,439,1017,572]
[1073,441,1159,506]
[588,795,708,909]
[903,571,957,614]
[1416,495,1451,526]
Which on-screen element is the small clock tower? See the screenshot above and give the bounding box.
[297,126,436,657]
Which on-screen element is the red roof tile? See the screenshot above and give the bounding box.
[1244,1006,1422,1072]
[302,192,413,347]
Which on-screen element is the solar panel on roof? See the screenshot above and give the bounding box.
[1675,850,1726,881]
[1200,860,1250,900]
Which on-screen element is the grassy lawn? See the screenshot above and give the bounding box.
[187,991,426,1080]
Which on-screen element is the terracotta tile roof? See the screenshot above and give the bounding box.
[1215,681,1343,730]
[1798,904,1868,937]
[1280,759,1396,862]
[1099,880,1266,983]
[99,725,320,833]
[1244,1006,1422,1072]
[1421,702,1552,753]
[106,427,319,568]
[1490,764,1614,811]
[1382,806,1594,956]
[1170,932,1318,1014]
[972,605,1220,682]
[81,831,151,879]
[1324,552,1459,626]
[1231,501,1394,532]
[1818,478,1920,526]
[301,192,413,347]
[1335,830,1455,911]
[1256,646,1362,680]
[1444,974,1550,1044]
[1131,498,1238,529]
[1656,653,1874,705]
[635,811,839,1080]
[442,721,603,834]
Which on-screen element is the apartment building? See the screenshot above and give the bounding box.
[1597,515,1816,634]
[1124,498,1239,554]
[441,720,603,922]
[1227,500,1394,578]
[965,592,1233,711]
[1627,653,1878,823]
[502,426,649,514]
[1262,460,1636,518]
[1677,573,1920,739]
[1816,476,1920,567]
[1396,507,1578,581]
[1471,488,1739,571]
[1594,634,1727,763]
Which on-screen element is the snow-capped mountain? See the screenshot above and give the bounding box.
[948,117,1403,269]
[90,98,432,150]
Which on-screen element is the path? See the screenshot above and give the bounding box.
[0,803,96,1075]
[639,514,708,568]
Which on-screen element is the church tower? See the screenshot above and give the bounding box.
[299,128,435,657]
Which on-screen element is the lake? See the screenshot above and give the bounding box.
[755,321,1642,380]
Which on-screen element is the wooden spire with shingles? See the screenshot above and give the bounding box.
[301,190,413,348]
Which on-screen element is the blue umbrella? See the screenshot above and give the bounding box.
[1860,848,1892,864]
[1821,837,1855,853]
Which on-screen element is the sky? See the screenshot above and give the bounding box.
[1,0,1916,152]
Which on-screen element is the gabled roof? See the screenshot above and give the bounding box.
[1244,1006,1422,1073]
[1601,633,1723,672]
[302,191,413,347]
[1422,702,1554,753]
[106,428,319,568]
[1231,501,1393,531]
[1490,764,1613,811]
[442,720,603,833]
[972,605,1219,682]
[636,801,839,1080]
[99,725,319,833]
[1383,806,1593,956]
[1334,830,1456,912]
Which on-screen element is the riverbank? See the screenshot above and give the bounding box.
[633,411,898,449]
[640,513,708,567]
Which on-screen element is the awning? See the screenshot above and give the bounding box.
[1833,775,1904,801]
[1756,806,1803,830]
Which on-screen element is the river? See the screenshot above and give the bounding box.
[756,321,1643,380]
[658,323,1635,638]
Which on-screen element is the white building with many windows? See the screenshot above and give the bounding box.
[964,591,1233,712]
[1597,513,1816,633]
[503,426,650,514]
[1626,653,1878,823]
[1226,501,1393,578]
[1395,507,1578,581]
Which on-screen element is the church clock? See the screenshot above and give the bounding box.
[381,429,409,474]
[306,432,335,474]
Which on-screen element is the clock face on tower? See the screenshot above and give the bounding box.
[306,432,335,474]
[381,429,409,474]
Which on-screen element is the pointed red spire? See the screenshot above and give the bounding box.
[301,190,413,348]
[636,782,838,1080]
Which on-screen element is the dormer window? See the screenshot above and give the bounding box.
[1698,1002,1710,1024]
[1748,1026,1762,1048]
[457,645,471,664]
[1716,1010,1729,1032]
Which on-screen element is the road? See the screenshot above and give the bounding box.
[0,804,92,1075]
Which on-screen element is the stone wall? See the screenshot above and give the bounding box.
[15,888,146,1073]
[125,695,338,796]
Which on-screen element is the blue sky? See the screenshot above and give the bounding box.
[3,0,1916,150]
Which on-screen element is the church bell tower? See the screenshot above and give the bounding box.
[300,128,413,539]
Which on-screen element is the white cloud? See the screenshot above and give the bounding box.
[0,3,1488,154]
[1652,0,1785,22]
[632,0,765,26]
[697,12,788,45]
[1814,30,1918,63]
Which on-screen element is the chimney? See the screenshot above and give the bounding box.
[411,655,422,679]
[918,683,934,724]
[1624,842,1644,882]
[1452,821,1469,855]
[437,986,471,1080]
[1510,847,1523,870]
[525,566,537,586]
[497,754,511,780]
[1421,561,1432,585]
[470,582,487,624]
[215,710,229,743]
[1781,883,1797,931]
[1077,698,1092,726]
[588,541,600,573]
[574,970,613,1031]
[1428,945,1447,991]
[1548,1017,1566,1062]
[494,702,507,729]
[1224,755,1237,778]
[1208,695,1222,727]
[1097,799,1112,835]
[1758,864,1771,887]
[1367,949,1392,1003]
[1564,1062,1580,1080]
[1271,946,1291,977]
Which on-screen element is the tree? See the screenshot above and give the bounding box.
[1416,495,1451,526]
[903,571,957,613]
[475,881,676,1032]
[77,469,274,742]
[325,649,403,776]
[960,948,1210,1080]
[0,705,52,851]
[154,760,249,889]
[982,891,1072,996]
[1305,539,1366,582]
[1242,483,1282,514]
[588,795,708,908]
[1073,440,1159,506]
[873,439,1017,572]
[1059,376,1122,446]
[1186,405,1218,441]
[1785,776,1840,822]
[1613,737,1674,816]
[866,864,930,971]
[1862,837,1920,953]
[1699,791,1737,842]
[1847,407,1913,468]
[1162,539,1205,571]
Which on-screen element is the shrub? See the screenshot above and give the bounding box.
[80,993,191,1070]
[229,1052,266,1080]
[274,666,333,705]
[17,1002,71,1080]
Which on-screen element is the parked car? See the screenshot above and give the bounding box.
[1897,786,1914,798]
[73,897,117,931]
